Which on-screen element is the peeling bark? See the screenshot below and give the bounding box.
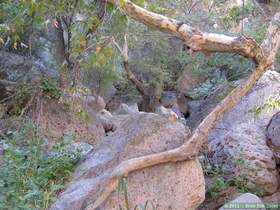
[85,1,280,209]
[109,0,266,63]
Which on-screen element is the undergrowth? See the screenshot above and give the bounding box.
[5,78,62,116]
[249,95,280,116]
[202,152,264,200]
[0,122,81,210]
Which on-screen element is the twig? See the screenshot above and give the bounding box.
[19,92,37,117]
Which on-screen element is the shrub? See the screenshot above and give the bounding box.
[0,123,81,209]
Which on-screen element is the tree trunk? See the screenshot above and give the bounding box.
[85,1,280,209]
[123,60,161,112]
[140,93,160,112]
[114,36,161,112]
[53,18,69,88]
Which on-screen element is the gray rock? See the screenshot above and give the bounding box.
[0,50,56,83]
[96,109,116,132]
[266,112,280,164]
[114,103,139,115]
[207,70,280,194]
[176,70,207,116]
[155,105,178,119]
[69,142,93,158]
[219,193,265,210]
[51,113,205,210]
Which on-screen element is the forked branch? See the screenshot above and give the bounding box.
[108,0,266,63]
[112,35,146,95]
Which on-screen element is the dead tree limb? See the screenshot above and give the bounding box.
[112,35,161,112]
[112,36,146,95]
[86,1,280,208]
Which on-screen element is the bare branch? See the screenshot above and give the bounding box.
[108,0,266,64]
[112,35,146,95]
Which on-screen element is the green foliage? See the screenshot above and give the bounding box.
[215,83,237,102]
[249,95,280,116]
[76,108,91,122]
[204,153,264,199]
[41,79,62,99]
[5,79,62,116]
[206,176,228,199]
[228,3,253,23]
[189,52,251,99]
[221,2,254,28]
[7,82,33,115]
[131,0,145,6]
[227,155,264,196]
[191,72,226,99]
[1,0,272,100]
[0,123,81,209]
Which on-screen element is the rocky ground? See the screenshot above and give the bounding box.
[48,71,279,210]
[0,51,279,210]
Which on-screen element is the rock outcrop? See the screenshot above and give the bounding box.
[114,103,139,115]
[51,113,205,210]
[266,112,280,164]
[206,71,280,194]
[0,50,56,83]
[0,50,56,100]
[155,105,178,120]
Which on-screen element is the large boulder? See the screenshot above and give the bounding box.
[114,103,139,115]
[206,71,280,194]
[96,109,116,133]
[0,50,57,100]
[51,113,205,210]
[0,50,56,83]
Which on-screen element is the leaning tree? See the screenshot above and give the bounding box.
[84,0,280,209]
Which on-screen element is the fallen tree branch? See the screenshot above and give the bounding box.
[85,2,280,208]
